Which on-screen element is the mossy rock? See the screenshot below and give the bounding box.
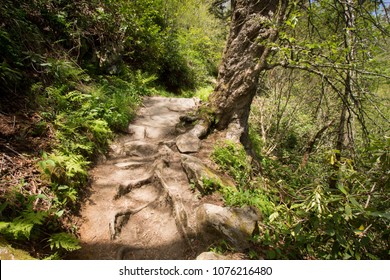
[181,154,236,195]
[0,238,35,260]
[196,203,260,250]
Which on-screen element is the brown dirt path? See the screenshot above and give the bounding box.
[71,96,210,260]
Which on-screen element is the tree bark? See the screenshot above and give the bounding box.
[336,0,356,158]
[209,0,288,143]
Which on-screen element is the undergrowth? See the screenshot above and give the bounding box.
[211,138,389,260]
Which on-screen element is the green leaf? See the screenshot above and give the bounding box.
[5,211,49,239]
[349,197,362,209]
[269,212,279,222]
[337,184,348,195]
[35,194,48,200]
[290,203,304,210]
[0,221,10,232]
[368,211,390,220]
[344,204,352,220]
[55,210,65,217]
[8,219,34,239]
[292,223,302,237]
[49,233,81,251]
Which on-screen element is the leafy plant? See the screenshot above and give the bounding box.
[201,176,224,195]
[211,140,253,189]
[48,232,81,252]
[0,210,48,240]
[221,186,274,217]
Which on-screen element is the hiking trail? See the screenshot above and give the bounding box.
[71,96,259,260]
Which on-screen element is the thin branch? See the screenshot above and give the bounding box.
[365,183,376,209]
[274,61,370,135]
[3,144,27,159]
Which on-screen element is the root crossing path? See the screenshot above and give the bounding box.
[73,96,210,260]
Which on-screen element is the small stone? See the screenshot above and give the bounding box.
[176,132,201,153]
[127,125,145,140]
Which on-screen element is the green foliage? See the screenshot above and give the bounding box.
[211,140,274,218]
[48,233,81,252]
[0,0,225,101]
[201,176,224,195]
[221,186,274,217]
[212,140,252,189]
[175,0,226,86]
[39,152,89,187]
[192,85,214,102]
[246,119,389,260]
[0,210,48,240]
[209,239,235,255]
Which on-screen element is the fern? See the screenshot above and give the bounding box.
[50,152,89,180]
[49,232,81,251]
[64,154,89,178]
[0,221,10,232]
[43,252,62,260]
[7,219,35,239]
[2,211,48,240]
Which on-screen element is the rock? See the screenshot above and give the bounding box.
[196,203,260,250]
[123,141,158,157]
[176,132,201,153]
[196,252,246,260]
[127,125,145,140]
[114,161,145,169]
[226,121,244,143]
[0,238,35,260]
[181,154,235,194]
[176,121,208,153]
[145,126,174,139]
[196,252,229,260]
[191,121,208,138]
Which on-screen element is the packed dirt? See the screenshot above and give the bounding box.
[71,96,218,260]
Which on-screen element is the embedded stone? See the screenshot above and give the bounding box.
[196,203,260,250]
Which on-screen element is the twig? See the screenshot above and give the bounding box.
[4,144,26,159]
[0,156,4,173]
[363,224,372,235]
[364,183,376,209]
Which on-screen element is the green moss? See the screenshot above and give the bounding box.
[0,238,35,260]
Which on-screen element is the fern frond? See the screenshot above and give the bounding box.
[48,233,81,251]
[43,252,62,260]
[66,154,89,178]
[1,210,48,240]
[21,210,48,225]
[8,218,34,239]
[50,152,89,179]
[0,221,10,232]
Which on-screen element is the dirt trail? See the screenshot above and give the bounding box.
[72,96,209,260]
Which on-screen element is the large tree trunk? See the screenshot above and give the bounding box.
[209,0,287,142]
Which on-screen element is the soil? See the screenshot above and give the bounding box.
[0,111,52,211]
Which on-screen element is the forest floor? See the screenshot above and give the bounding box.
[67,96,226,260]
[0,111,52,213]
